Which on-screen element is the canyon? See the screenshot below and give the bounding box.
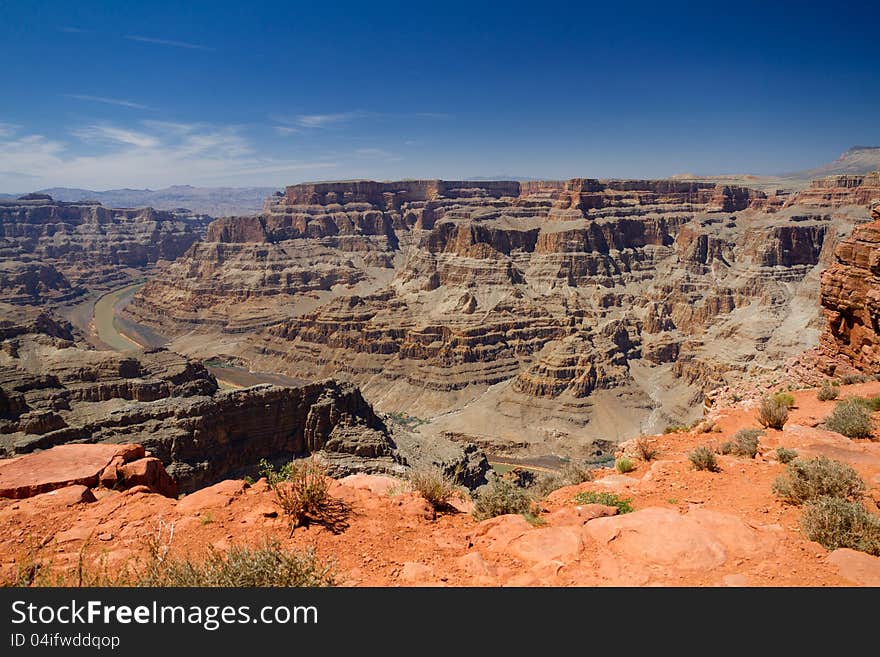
[123,173,880,463]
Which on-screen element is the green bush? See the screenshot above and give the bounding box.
[775,447,799,464]
[688,445,719,472]
[407,466,462,512]
[800,497,880,556]
[615,457,635,474]
[573,491,634,514]
[854,395,880,411]
[773,392,796,409]
[817,384,839,401]
[721,428,762,458]
[772,457,865,505]
[757,396,789,430]
[664,424,688,434]
[472,479,534,521]
[825,398,873,438]
[263,458,337,531]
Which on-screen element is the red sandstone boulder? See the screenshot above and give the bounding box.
[118,458,178,498]
[0,444,145,499]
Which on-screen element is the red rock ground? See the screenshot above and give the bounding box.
[2,382,880,587]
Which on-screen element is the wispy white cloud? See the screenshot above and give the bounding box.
[73,125,160,148]
[0,121,339,190]
[294,112,364,128]
[355,148,394,159]
[275,126,302,136]
[273,110,450,135]
[0,122,19,138]
[125,35,214,51]
[63,94,153,110]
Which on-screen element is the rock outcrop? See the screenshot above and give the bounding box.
[123,176,877,457]
[815,202,880,374]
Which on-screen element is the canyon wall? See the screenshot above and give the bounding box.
[125,175,879,456]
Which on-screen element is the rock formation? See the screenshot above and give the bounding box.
[125,175,877,456]
[815,201,880,374]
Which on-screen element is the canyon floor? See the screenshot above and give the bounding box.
[3,381,879,587]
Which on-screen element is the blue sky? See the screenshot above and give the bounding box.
[0,0,878,191]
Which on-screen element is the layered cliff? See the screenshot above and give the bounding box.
[0,195,207,304]
[125,176,876,455]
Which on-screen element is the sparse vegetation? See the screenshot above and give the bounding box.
[840,373,871,385]
[772,456,865,505]
[854,395,880,411]
[817,383,839,401]
[775,446,799,464]
[773,392,796,409]
[721,428,761,458]
[261,457,345,532]
[664,424,688,434]
[825,398,873,438]
[386,411,428,428]
[573,490,634,514]
[634,435,659,461]
[472,478,534,521]
[407,466,462,512]
[615,457,635,474]
[688,445,719,472]
[757,395,789,430]
[534,460,594,497]
[800,497,880,556]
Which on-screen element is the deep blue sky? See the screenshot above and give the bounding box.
[0,0,878,190]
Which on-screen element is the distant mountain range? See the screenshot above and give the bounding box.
[0,185,278,216]
[2,148,877,215]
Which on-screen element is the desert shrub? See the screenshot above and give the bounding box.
[137,538,336,587]
[855,395,880,411]
[757,396,789,430]
[634,436,659,461]
[688,445,719,472]
[264,458,339,531]
[800,497,880,556]
[573,490,634,514]
[840,373,871,385]
[615,457,635,474]
[825,398,873,438]
[664,424,688,434]
[773,392,796,409]
[534,460,593,497]
[817,384,839,402]
[407,466,461,511]
[258,458,293,486]
[775,447,799,464]
[472,478,534,521]
[721,428,762,458]
[772,457,865,505]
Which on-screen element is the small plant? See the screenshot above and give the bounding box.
[263,457,344,532]
[666,497,679,505]
[731,393,742,403]
[199,512,214,526]
[825,398,873,438]
[840,373,871,385]
[772,456,865,505]
[775,446,799,464]
[634,436,659,461]
[817,383,839,401]
[757,395,789,430]
[407,466,461,512]
[573,491,634,514]
[258,458,293,486]
[800,497,880,556]
[243,475,255,486]
[855,395,880,411]
[773,392,796,409]
[472,479,534,521]
[688,445,719,472]
[534,460,594,496]
[615,457,635,474]
[720,428,761,458]
[664,424,688,434]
